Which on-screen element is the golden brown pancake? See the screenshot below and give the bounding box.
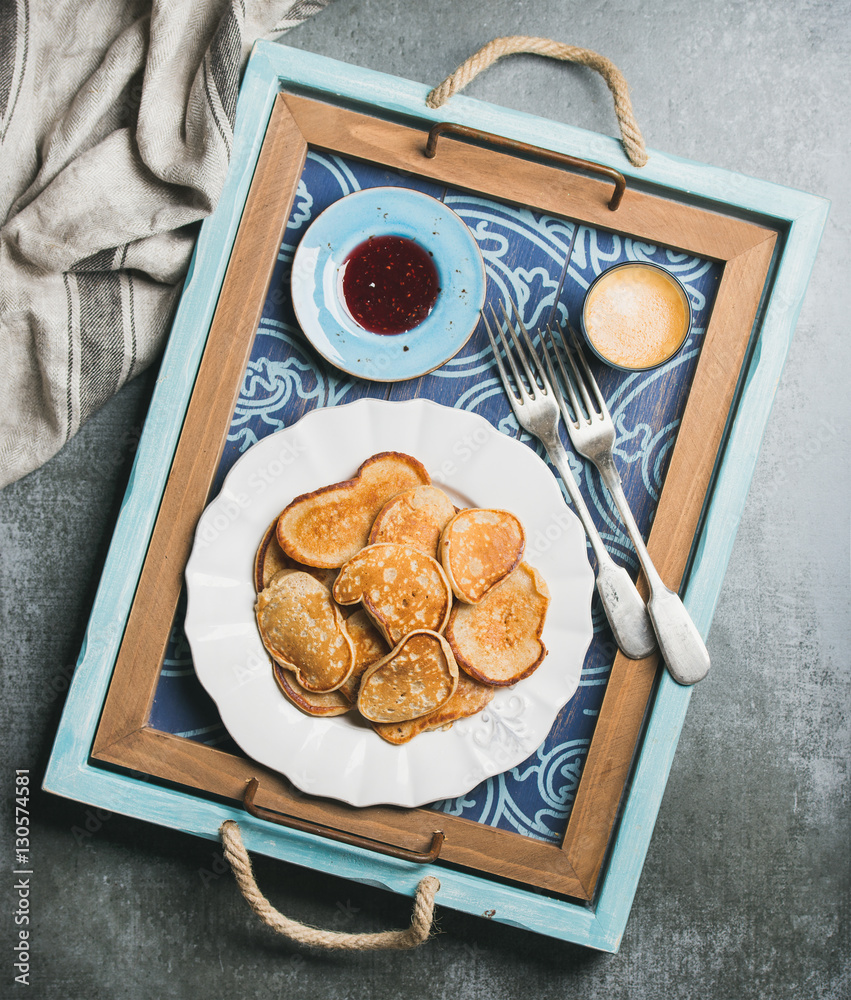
[332,542,452,644]
[439,508,525,604]
[255,570,354,692]
[368,485,456,558]
[275,452,430,568]
[338,609,389,705]
[357,630,458,724]
[255,520,290,592]
[372,669,495,744]
[272,662,351,717]
[445,562,549,685]
[254,520,337,593]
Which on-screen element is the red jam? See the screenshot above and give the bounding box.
[340,235,439,335]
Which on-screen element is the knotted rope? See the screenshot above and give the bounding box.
[426,36,648,167]
[220,820,441,951]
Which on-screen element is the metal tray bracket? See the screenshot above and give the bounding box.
[425,121,626,210]
[242,778,445,864]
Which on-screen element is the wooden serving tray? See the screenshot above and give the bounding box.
[45,42,827,950]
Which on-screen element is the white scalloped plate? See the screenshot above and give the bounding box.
[184,399,594,808]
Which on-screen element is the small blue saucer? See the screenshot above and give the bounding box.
[290,187,486,382]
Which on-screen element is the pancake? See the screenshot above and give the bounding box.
[445,562,550,685]
[368,485,456,558]
[275,452,430,568]
[254,520,290,592]
[255,570,355,692]
[254,520,336,593]
[338,609,389,705]
[357,630,458,724]
[372,669,495,744]
[439,507,525,604]
[332,542,452,644]
[272,662,351,717]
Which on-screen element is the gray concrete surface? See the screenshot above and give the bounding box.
[1,1,849,997]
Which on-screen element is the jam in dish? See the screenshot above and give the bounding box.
[341,236,440,335]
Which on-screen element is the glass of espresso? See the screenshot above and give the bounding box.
[581,262,692,371]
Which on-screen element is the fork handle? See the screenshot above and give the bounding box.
[541,435,656,660]
[594,560,659,661]
[596,456,711,685]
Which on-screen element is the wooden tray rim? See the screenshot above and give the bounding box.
[43,41,828,953]
[88,86,779,899]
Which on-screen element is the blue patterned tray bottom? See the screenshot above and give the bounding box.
[149,151,721,845]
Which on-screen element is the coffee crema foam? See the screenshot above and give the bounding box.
[584,264,690,370]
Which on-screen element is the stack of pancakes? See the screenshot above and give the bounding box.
[254,452,550,745]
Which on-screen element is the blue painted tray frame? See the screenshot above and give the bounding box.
[44,41,828,952]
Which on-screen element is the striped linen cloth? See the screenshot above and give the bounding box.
[0,0,332,488]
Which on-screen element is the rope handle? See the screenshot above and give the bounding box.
[426,35,649,168]
[220,820,441,951]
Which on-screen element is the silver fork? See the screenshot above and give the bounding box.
[483,303,656,662]
[541,320,711,686]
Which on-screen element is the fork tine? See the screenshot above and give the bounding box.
[542,324,582,428]
[483,307,534,435]
[496,300,539,397]
[482,307,518,405]
[487,303,527,397]
[552,322,598,420]
[563,321,612,420]
[506,298,552,396]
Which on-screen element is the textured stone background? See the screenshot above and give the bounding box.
[1,1,848,996]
